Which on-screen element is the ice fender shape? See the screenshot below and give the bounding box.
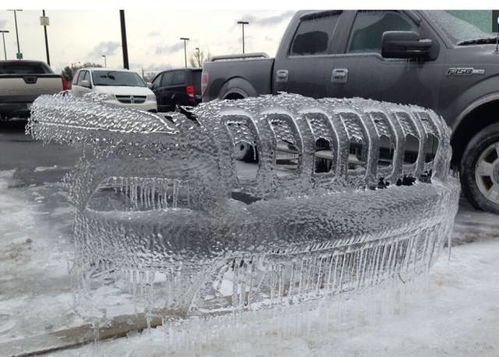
[28,92,460,313]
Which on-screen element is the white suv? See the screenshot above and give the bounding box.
[72,68,157,112]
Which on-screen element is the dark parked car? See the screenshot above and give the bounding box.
[151,68,201,112]
[202,10,499,214]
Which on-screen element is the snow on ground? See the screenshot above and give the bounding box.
[0,168,498,356]
[49,238,499,357]
[0,170,83,344]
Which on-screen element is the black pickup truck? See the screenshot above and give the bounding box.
[202,10,499,214]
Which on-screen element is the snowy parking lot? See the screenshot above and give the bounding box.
[0,122,498,356]
[3,5,499,356]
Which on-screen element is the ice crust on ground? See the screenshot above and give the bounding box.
[50,239,499,357]
[28,92,460,318]
[0,170,81,344]
[0,169,495,356]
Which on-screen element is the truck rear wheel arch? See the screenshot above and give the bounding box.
[223,91,246,100]
[219,78,257,100]
[451,99,499,167]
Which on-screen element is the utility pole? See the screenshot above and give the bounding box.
[8,10,22,59]
[102,54,107,67]
[180,37,189,68]
[41,10,50,65]
[237,20,249,54]
[0,30,8,60]
[119,10,129,69]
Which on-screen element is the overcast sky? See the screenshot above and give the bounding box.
[0,9,294,74]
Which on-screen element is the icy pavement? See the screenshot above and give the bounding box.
[0,168,498,356]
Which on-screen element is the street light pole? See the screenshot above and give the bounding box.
[102,55,107,67]
[8,9,22,59]
[119,10,129,69]
[41,10,50,65]
[0,30,9,60]
[180,37,189,68]
[195,47,200,67]
[237,21,249,54]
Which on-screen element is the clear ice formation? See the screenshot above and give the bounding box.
[28,92,460,315]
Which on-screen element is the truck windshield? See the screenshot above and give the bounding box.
[92,70,146,87]
[425,10,496,45]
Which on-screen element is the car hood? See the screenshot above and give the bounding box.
[93,86,154,96]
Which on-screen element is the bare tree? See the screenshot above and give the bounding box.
[189,49,211,68]
[143,72,158,82]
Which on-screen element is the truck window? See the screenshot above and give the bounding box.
[290,13,340,56]
[347,11,418,54]
[0,61,51,74]
[424,11,494,44]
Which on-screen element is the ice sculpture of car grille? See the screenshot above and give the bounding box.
[28,92,460,314]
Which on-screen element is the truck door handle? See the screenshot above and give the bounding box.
[331,68,348,83]
[276,69,288,82]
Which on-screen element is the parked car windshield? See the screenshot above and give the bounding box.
[425,10,496,45]
[92,70,146,87]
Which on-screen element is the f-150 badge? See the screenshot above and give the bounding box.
[447,67,485,76]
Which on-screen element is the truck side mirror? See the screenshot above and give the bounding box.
[80,80,91,88]
[381,31,436,60]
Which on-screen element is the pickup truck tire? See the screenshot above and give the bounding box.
[460,122,499,214]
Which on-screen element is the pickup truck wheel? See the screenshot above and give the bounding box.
[233,142,257,162]
[461,122,499,214]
